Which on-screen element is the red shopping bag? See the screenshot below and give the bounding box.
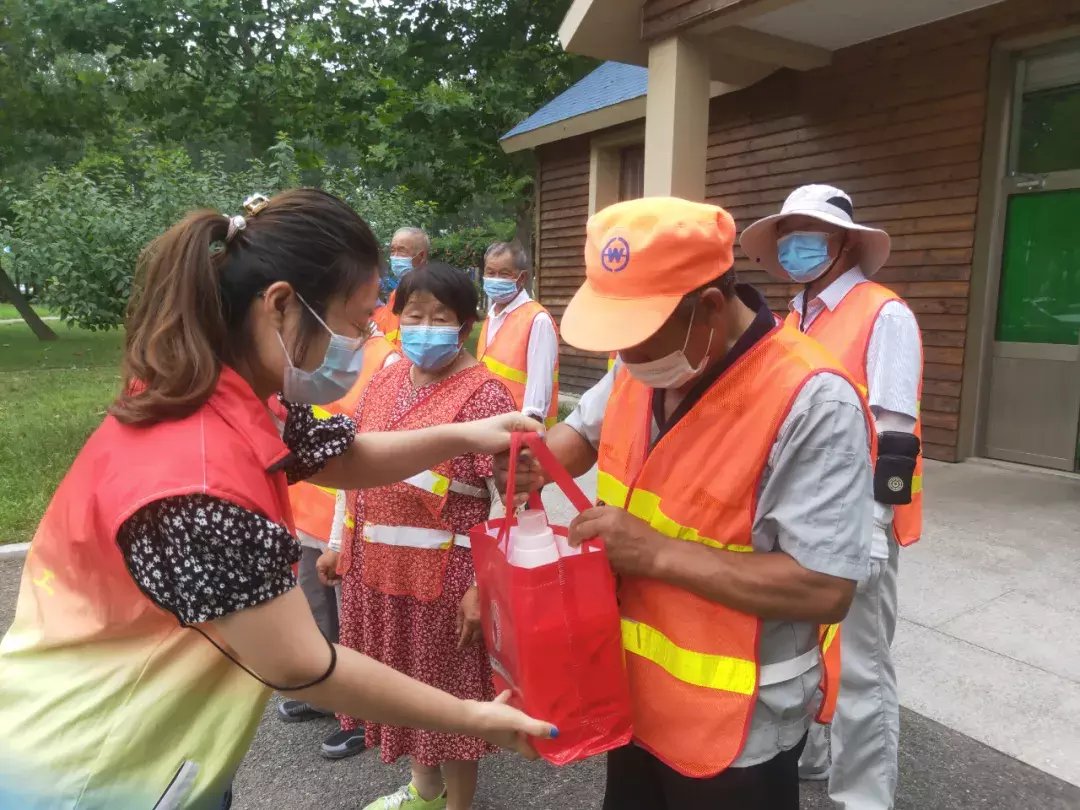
[471,432,633,765]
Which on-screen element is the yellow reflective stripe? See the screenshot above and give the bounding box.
[480,355,528,385]
[386,328,400,341]
[607,356,616,371]
[821,623,839,654]
[856,384,868,398]
[345,515,356,530]
[911,474,923,495]
[545,415,557,429]
[313,484,339,497]
[597,471,629,507]
[404,469,451,497]
[311,404,334,420]
[597,473,753,553]
[622,619,756,695]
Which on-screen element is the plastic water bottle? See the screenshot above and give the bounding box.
[507,510,559,569]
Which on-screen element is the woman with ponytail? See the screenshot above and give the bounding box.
[0,189,552,810]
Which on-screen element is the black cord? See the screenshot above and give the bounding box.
[185,623,338,691]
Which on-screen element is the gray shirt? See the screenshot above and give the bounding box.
[565,364,872,767]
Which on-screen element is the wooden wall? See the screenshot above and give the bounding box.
[534,0,1080,461]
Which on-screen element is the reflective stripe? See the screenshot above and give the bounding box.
[480,355,559,386]
[312,484,338,497]
[622,619,756,696]
[856,383,868,398]
[403,470,488,499]
[311,404,334,420]
[404,469,451,497]
[363,523,471,549]
[544,415,557,429]
[345,515,356,530]
[758,648,820,686]
[821,623,839,653]
[481,355,527,385]
[386,328,400,341]
[911,474,923,495]
[597,472,754,553]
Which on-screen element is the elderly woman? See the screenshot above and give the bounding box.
[320,262,514,810]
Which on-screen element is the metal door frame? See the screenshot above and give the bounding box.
[962,29,1080,466]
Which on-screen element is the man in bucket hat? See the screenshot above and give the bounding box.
[742,184,925,810]
[496,197,873,809]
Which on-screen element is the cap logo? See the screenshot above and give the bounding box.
[600,236,630,272]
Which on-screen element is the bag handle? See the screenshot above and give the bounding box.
[497,432,597,549]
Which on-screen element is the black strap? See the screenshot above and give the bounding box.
[185,623,338,691]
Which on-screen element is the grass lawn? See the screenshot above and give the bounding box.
[0,302,57,320]
[0,322,124,543]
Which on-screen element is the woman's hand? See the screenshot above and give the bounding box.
[457,585,482,649]
[459,412,543,456]
[316,550,341,586]
[493,447,545,509]
[469,691,557,759]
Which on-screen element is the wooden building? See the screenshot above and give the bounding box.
[502,0,1080,471]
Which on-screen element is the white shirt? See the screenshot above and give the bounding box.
[788,267,923,558]
[485,289,559,420]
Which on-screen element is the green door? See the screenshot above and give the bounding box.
[984,48,1080,471]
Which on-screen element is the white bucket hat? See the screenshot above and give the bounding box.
[740,184,891,280]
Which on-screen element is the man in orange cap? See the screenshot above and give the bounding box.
[497,197,873,808]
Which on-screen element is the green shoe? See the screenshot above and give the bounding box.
[362,784,447,810]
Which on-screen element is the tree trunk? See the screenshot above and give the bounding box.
[0,261,57,341]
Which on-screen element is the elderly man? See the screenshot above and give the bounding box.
[374,226,430,346]
[741,184,924,810]
[477,241,559,427]
[497,197,872,809]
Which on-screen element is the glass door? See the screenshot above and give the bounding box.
[984,46,1080,471]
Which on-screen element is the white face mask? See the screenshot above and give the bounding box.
[622,304,714,390]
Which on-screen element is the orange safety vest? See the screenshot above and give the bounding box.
[477,300,559,428]
[288,337,398,543]
[596,326,869,776]
[784,281,923,546]
[0,366,290,807]
[372,290,400,347]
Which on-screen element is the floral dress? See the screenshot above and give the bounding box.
[337,363,515,766]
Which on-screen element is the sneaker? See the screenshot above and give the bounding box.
[321,727,366,760]
[361,784,447,810]
[276,699,332,723]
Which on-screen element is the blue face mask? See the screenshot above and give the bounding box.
[389,256,414,277]
[777,231,833,283]
[279,295,366,405]
[483,277,520,304]
[400,324,462,371]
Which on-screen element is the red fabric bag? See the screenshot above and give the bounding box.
[471,432,633,765]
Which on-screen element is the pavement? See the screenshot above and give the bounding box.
[2,459,1079,808]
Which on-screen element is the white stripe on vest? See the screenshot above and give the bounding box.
[363,523,472,550]
[403,470,489,499]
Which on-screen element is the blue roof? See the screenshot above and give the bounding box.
[501,61,647,141]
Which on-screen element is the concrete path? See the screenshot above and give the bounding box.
[0,316,59,325]
[1,459,1079,808]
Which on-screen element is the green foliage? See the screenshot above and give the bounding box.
[431,220,516,271]
[3,136,436,330]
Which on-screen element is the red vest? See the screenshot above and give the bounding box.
[0,366,290,807]
[340,361,492,600]
[477,300,559,428]
[597,327,869,776]
[785,281,923,545]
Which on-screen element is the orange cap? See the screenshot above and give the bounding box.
[561,197,736,352]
